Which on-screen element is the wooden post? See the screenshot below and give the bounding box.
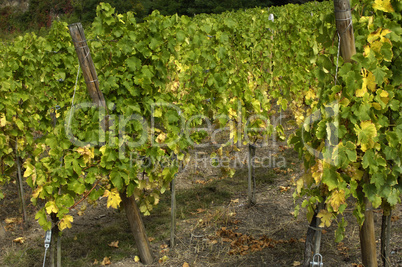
[381,201,392,267]
[68,23,107,109]
[314,200,325,255]
[247,144,256,205]
[15,143,27,224]
[303,211,318,267]
[120,192,154,265]
[170,179,176,249]
[333,0,356,62]
[359,173,378,267]
[68,23,153,264]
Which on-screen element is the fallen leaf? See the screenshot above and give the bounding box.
[108,241,119,248]
[293,261,301,266]
[101,256,111,265]
[183,262,190,267]
[158,255,168,263]
[134,256,140,262]
[391,216,399,222]
[196,208,206,213]
[93,259,99,265]
[5,218,18,224]
[148,237,155,242]
[279,186,290,192]
[13,237,25,244]
[231,199,239,204]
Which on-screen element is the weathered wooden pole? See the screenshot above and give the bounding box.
[334,2,376,266]
[333,0,356,62]
[314,199,325,255]
[68,23,107,108]
[170,178,176,249]
[120,192,154,264]
[68,23,154,265]
[303,211,318,267]
[381,201,392,267]
[247,144,256,205]
[15,143,27,223]
[359,173,378,267]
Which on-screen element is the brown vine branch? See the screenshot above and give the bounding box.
[69,179,101,211]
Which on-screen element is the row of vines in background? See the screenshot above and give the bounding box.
[0,0,331,230]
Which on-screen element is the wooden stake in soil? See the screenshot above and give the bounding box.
[68,23,153,264]
[120,192,154,264]
[359,173,378,267]
[170,178,176,249]
[381,201,392,267]
[303,211,318,267]
[247,144,256,205]
[15,142,27,223]
[314,199,325,255]
[333,0,356,62]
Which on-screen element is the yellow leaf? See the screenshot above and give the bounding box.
[359,16,374,30]
[363,45,373,58]
[76,145,94,164]
[101,256,111,265]
[373,0,394,13]
[379,90,389,98]
[108,241,119,248]
[23,160,35,177]
[311,161,323,184]
[317,210,333,227]
[183,263,190,267]
[293,261,301,266]
[159,255,169,263]
[153,194,160,205]
[32,186,43,198]
[106,188,122,209]
[13,237,25,244]
[5,217,18,224]
[156,132,166,144]
[17,138,25,151]
[358,69,376,97]
[228,107,237,118]
[296,178,304,194]
[356,121,377,152]
[0,114,6,127]
[134,256,140,262]
[99,145,107,155]
[327,190,346,212]
[368,28,382,43]
[371,40,383,54]
[45,201,59,214]
[59,215,73,231]
[305,88,316,100]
